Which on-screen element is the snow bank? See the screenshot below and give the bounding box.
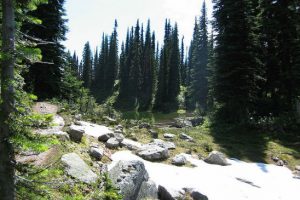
[109,151,299,200]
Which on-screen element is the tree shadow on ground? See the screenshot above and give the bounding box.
[210,125,271,163]
[210,123,300,167]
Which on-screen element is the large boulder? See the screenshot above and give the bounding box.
[152,139,176,150]
[68,125,85,142]
[204,151,230,166]
[108,160,157,200]
[137,144,169,161]
[121,139,143,150]
[172,154,187,166]
[61,153,98,184]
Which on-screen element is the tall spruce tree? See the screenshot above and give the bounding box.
[104,20,118,97]
[168,23,181,109]
[116,30,132,109]
[154,20,180,112]
[213,0,263,123]
[128,20,142,108]
[139,20,156,111]
[82,42,93,88]
[188,2,209,111]
[22,0,67,99]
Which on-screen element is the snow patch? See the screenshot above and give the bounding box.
[109,151,300,200]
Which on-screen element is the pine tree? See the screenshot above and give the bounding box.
[82,42,93,88]
[213,0,263,123]
[22,0,68,99]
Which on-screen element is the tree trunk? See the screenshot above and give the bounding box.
[0,0,16,199]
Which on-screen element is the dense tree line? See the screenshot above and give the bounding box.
[212,0,300,124]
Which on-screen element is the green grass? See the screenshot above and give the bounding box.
[132,117,300,169]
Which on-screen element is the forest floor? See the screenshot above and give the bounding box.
[127,118,300,170]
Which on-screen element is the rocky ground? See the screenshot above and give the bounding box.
[16,102,300,200]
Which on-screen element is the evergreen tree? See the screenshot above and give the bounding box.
[82,42,93,88]
[154,20,180,112]
[213,0,263,123]
[71,51,80,77]
[167,23,181,109]
[259,0,300,117]
[22,0,68,99]
[104,20,118,97]
[188,2,209,112]
[139,20,156,111]
[180,37,186,86]
[115,30,132,109]
[128,20,142,108]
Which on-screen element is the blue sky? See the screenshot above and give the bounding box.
[63,0,213,57]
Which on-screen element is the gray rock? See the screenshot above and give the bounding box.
[137,180,158,200]
[114,129,123,134]
[98,132,114,142]
[184,188,209,200]
[149,129,158,139]
[163,133,175,139]
[114,133,125,143]
[179,133,194,141]
[74,114,82,121]
[137,144,169,161]
[152,139,176,150]
[68,125,85,142]
[121,139,143,150]
[158,185,178,200]
[295,166,300,171]
[204,151,230,166]
[115,124,124,130]
[172,118,193,128]
[276,160,285,166]
[172,154,187,166]
[61,153,97,184]
[90,147,104,160]
[108,160,157,200]
[106,138,120,149]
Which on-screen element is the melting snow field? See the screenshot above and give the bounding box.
[109,151,300,200]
